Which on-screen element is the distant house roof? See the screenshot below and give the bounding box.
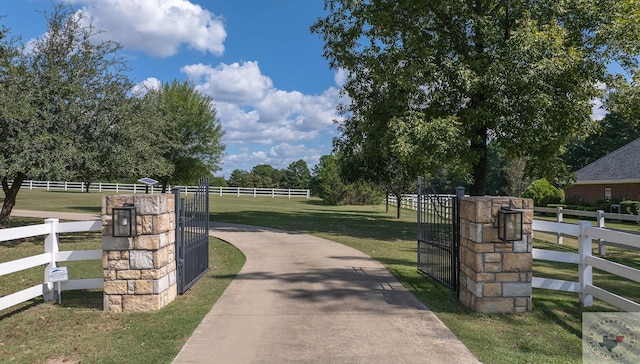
[575,138,640,184]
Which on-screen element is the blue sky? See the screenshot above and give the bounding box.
[1,0,344,178]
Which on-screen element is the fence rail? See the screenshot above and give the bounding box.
[0,218,102,312]
[534,206,640,254]
[532,219,640,311]
[21,180,310,199]
[534,206,640,223]
[388,194,456,213]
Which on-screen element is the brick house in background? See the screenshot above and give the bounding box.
[564,138,640,205]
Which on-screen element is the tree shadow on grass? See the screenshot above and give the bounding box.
[58,290,103,310]
[531,293,587,338]
[211,208,417,243]
[0,300,41,321]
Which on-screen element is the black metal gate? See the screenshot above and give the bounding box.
[417,177,464,291]
[173,178,210,295]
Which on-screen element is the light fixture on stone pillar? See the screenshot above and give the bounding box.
[112,204,137,237]
[498,205,523,242]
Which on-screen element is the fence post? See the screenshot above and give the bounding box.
[43,218,60,302]
[578,220,593,307]
[597,210,606,255]
[416,177,423,269]
[557,207,563,245]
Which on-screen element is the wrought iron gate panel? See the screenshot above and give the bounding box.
[173,178,210,295]
[417,178,463,291]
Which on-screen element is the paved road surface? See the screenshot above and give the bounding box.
[173,223,480,364]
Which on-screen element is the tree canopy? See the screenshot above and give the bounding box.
[312,0,640,195]
[282,160,311,189]
[310,154,383,205]
[145,79,225,192]
[227,160,311,189]
[0,4,170,227]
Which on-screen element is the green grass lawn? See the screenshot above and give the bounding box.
[2,189,640,363]
[1,204,245,363]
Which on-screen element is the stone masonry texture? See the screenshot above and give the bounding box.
[459,196,533,314]
[102,194,177,312]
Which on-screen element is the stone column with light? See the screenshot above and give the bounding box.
[102,194,177,312]
[458,196,534,313]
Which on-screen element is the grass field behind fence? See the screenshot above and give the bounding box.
[2,189,640,363]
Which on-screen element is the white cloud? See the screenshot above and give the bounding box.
[181,61,342,147]
[334,68,348,87]
[591,82,608,121]
[591,98,607,121]
[131,77,162,95]
[222,143,324,175]
[70,0,226,57]
[182,61,343,176]
[182,62,273,103]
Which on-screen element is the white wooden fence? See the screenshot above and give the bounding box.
[0,218,102,312]
[387,194,456,211]
[534,206,640,254]
[21,180,310,198]
[532,219,640,311]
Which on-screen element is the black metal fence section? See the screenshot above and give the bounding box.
[417,177,464,291]
[173,178,210,295]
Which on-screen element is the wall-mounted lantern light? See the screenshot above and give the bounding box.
[498,205,523,242]
[112,204,137,237]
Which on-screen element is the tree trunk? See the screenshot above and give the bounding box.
[385,194,389,213]
[470,128,488,196]
[0,173,26,229]
[161,178,169,193]
[395,193,402,219]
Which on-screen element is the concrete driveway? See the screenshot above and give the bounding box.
[173,223,480,364]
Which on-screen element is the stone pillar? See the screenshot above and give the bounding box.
[458,196,533,313]
[102,194,176,312]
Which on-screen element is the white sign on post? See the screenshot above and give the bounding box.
[47,267,69,305]
[47,266,69,282]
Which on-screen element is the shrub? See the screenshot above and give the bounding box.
[620,200,640,215]
[522,179,564,207]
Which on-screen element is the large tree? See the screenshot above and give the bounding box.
[311,154,382,205]
[282,159,311,189]
[0,4,160,227]
[312,0,640,195]
[148,80,225,192]
[251,164,282,188]
[228,169,251,187]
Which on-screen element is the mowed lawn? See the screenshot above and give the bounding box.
[2,189,640,363]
